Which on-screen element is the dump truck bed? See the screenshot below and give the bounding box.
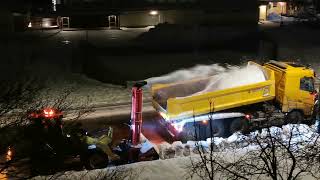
[151,62,276,121]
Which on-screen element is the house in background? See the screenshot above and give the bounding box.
[53,0,258,29]
[259,1,287,21]
[258,0,316,21]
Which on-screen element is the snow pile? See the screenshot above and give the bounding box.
[267,12,296,22]
[158,124,317,160]
[34,156,197,180]
[255,124,317,147]
[158,142,191,159]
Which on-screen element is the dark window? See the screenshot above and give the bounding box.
[300,77,315,92]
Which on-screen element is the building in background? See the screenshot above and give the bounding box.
[53,0,258,29]
[259,1,287,21]
[258,0,317,21]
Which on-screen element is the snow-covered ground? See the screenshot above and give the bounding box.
[42,73,133,107]
[267,12,296,23]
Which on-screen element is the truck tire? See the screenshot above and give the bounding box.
[178,122,208,143]
[83,151,109,170]
[178,133,191,144]
[229,118,249,135]
[206,119,226,138]
[286,111,304,124]
[178,124,197,143]
[178,120,227,143]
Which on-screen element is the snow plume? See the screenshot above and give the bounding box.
[194,64,266,95]
[147,63,266,101]
[146,64,232,87]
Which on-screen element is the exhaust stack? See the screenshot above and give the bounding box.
[131,81,147,145]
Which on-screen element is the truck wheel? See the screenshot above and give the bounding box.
[229,118,249,135]
[178,123,207,143]
[83,151,109,170]
[207,119,226,138]
[178,125,196,143]
[286,111,304,124]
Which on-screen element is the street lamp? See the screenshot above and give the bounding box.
[149,10,158,16]
[149,10,161,25]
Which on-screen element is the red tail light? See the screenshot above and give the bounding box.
[311,91,318,99]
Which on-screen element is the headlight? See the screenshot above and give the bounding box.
[172,123,184,132]
[88,145,97,150]
[6,147,13,161]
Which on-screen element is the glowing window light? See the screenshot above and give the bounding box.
[52,0,57,11]
[43,22,50,27]
[149,10,159,16]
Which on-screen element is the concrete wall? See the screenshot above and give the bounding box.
[120,0,258,27]
[62,0,258,28]
[120,11,159,27]
[120,9,258,27]
[162,10,257,26]
[28,17,58,29]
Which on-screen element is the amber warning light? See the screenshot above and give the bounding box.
[44,108,55,118]
[29,108,62,119]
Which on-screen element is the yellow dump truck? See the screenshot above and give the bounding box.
[150,61,318,141]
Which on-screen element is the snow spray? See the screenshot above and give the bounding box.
[146,63,266,99]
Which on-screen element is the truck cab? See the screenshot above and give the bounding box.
[264,61,317,119]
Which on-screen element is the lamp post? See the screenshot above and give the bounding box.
[279,2,285,26]
[149,10,161,25]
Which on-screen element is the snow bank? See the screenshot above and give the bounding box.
[42,74,133,107]
[267,12,296,22]
[33,156,197,180]
[157,124,317,160]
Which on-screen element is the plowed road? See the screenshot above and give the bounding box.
[71,102,172,146]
